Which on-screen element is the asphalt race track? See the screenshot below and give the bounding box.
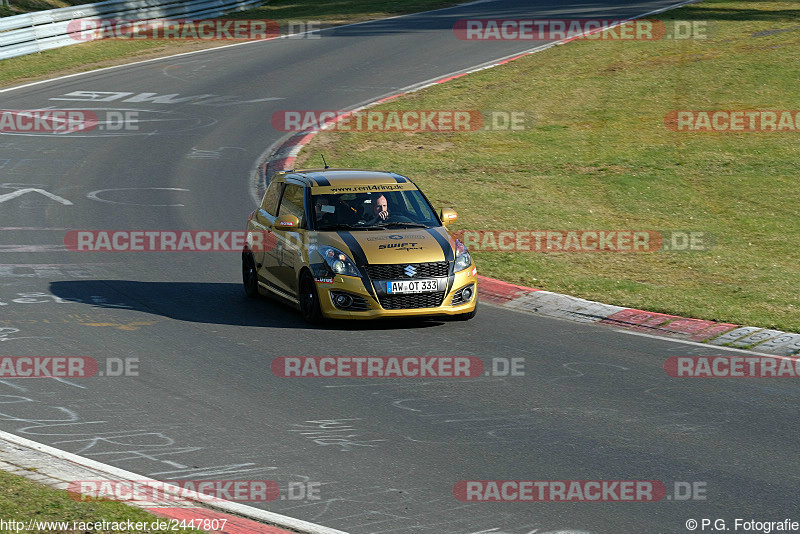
[1,1,798,532]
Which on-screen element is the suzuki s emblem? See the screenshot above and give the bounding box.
[389,234,403,240]
[404,265,417,277]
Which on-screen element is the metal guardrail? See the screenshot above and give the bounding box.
[0,0,264,61]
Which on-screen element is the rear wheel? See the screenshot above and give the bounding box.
[299,271,323,324]
[242,253,259,298]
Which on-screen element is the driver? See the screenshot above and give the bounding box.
[361,192,414,226]
[366,193,390,224]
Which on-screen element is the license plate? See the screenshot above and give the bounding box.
[387,279,438,294]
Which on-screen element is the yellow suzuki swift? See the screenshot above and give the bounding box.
[242,169,477,323]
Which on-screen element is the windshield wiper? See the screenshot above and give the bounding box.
[320,224,384,231]
[380,222,430,229]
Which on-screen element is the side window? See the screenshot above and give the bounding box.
[278,183,306,227]
[261,182,284,216]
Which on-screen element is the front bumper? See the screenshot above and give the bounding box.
[316,266,477,319]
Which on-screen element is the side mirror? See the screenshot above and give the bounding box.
[274,214,300,230]
[440,208,458,226]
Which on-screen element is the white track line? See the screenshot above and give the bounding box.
[478,299,788,358]
[0,429,349,534]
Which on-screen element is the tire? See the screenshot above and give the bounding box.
[242,253,259,299]
[299,271,323,324]
[451,298,477,321]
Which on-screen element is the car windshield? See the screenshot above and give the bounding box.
[312,189,439,231]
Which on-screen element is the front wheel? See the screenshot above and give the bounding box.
[451,299,477,321]
[299,271,323,324]
[242,253,259,298]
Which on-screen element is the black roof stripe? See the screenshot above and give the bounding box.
[284,174,313,186]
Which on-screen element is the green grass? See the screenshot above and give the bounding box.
[296,0,800,332]
[0,0,460,87]
[0,470,201,533]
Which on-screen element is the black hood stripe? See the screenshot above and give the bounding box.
[425,228,455,262]
[337,231,377,300]
[338,231,368,265]
[426,227,456,295]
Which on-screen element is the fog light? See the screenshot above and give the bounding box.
[461,287,473,301]
[334,294,353,308]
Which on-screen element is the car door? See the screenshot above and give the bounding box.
[269,181,308,297]
[251,180,283,289]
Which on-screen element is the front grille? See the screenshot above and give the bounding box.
[365,261,449,280]
[378,291,445,310]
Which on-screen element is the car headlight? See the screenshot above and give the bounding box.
[453,239,472,272]
[312,245,361,277]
